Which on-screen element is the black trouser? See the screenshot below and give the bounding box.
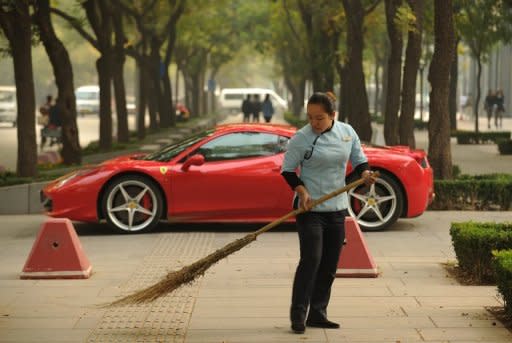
[290,210,347,324]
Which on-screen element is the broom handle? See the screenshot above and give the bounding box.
[253,171,379,237]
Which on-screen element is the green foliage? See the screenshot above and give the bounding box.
[497,139,512,155]
[0,170,59,187]
[452,130,511,144]
[431,174,512,211]
[284,112,307,129]
[81,140,132,156]
[456,0,512,62]
[370,114,427,130]
[493,250,512,315]
[450,221,512,283]
[452,164,461,179]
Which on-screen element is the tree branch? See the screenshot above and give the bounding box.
[364,0,382,16]
[282,0,302,43]
[50,6,99,50]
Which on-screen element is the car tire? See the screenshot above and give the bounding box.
[101,175,163,234]
[346,171,404,231]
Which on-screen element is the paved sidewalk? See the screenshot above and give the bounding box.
[1,210,512,342]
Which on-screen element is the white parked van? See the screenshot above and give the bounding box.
[0,86,16,127]
[218,88,288,113]
[75,85,100,115]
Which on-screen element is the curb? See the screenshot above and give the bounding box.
[0,117,217,216]
[0,181,47,215]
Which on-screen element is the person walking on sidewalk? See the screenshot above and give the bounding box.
[495,89,505,129]
[241,94,252,123]
[484,90,495,129]
[251,94,262,123]
[262,94,274,123]
[38,95,53,149]
[281,91,376,334]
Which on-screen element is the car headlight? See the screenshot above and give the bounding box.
[55,167,99,188]
[55,172,78,188]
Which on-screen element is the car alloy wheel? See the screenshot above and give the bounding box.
[347,173,403,231]
[103,176,163,233]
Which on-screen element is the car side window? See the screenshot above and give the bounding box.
[196,132,289,162]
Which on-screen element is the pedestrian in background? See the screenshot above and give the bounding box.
[241,94,252,123]
[261,94,274,123]
[38,95,53,149]
[251,94,261,123]
[495,89,505,129]
[281,91,376,334]
[47,98,62,147]
[484,90,495,129]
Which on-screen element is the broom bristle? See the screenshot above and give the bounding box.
[107,234,257,307]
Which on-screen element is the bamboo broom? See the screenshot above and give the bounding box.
[108,172,378,307]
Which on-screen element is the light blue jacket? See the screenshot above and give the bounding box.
[281,121,368,211]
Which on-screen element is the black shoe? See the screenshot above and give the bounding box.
[291,322,305,334]
[306,319,340,329]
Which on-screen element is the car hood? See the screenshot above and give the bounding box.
[99,153,159,167]
[363,143,427,162]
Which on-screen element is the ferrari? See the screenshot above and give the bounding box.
[41,123,434,233]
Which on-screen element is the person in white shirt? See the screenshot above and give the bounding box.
[281,91,375,334]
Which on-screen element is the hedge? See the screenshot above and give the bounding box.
[450,222,512,283]
[431,174,512,211]
[498,139,512,155]
[493,250,512,316]
[452,130,511,144]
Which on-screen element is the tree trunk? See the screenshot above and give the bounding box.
[373,60,380,116]
[380,48,389,122]
[149,39,165,129]
[33,0,81,165]
[191,72,201,118]
[341,0,372,141]
[162,70,175,126]
[399,0,424,149]
[136,59,146,140]
[143,56,159,131]
[284,75,305,117]
[0,2,37,177]
[200,70,207,116]
[112,12,129,143]
[449,37,459,132]
[384,0,403,146]
[112,61,129,142]
[83,0,114,151]
[474,56,482,134]
[335,59,348,122]
[96,56,113,150]
[428,0,455,180]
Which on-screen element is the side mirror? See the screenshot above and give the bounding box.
[181,154,205,171]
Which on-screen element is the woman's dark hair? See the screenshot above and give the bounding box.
[307,92,336,113]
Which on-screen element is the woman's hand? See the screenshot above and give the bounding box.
[295,185,313,211]
[362,170,377,186]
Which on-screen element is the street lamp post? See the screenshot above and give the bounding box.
[419,61,425,123]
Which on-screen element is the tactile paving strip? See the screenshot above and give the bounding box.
[87,232,215,343]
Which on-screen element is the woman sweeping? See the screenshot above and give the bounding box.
[281,92,375,334]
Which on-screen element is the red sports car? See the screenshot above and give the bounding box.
[41,123,434,233]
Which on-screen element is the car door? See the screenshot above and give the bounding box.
[169,132,290,221]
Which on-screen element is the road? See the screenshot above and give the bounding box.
[0,114,136,172]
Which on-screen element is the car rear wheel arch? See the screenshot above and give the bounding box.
[98,172,168,230]
[345,169,406,231]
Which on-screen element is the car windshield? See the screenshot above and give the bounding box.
[142,129,215,162]
[76,91,98,100]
